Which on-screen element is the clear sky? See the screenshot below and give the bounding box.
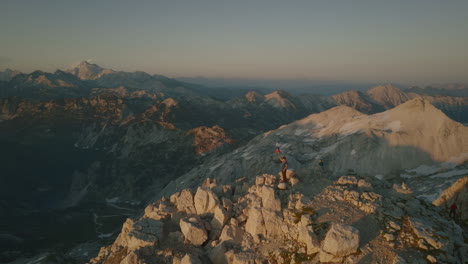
[1,0,467,84]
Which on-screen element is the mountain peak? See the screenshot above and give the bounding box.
[366,84,410,109]
[264,90,297,109]
[0,68,21,81]
[67,61,113,80]
[369,83,400,91]
[244,91,265,103]
[388,97,437,114]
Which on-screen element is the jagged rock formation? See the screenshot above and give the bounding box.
[187,126,234,155]
[89,173,468,263]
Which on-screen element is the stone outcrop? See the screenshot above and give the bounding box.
[319,223,360,262]
[89,172,468,264]
[179,218,208,246]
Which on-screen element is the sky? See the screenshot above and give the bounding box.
[1,0,468,85]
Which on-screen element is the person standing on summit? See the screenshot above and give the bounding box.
[279,156,288,183]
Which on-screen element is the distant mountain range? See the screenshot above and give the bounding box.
[1,62,467,263]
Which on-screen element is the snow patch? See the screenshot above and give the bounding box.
[320,143,338,154]
[209,161,224,171]
[400,174,413,179]
[339,120,364,136]
[375,174,384,180]
[98,233,114,239]
[294,129,309,136]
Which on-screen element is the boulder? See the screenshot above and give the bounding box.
[245,207,267,239]
[258,185,281,211]
[297,221,320,255]
[172,189,197,214]
[125,218,164,255]
[181,253,202,264]
[194,187,221,215]
[290,177,300,187]
[426,255,437,264]
[277,182,288,190]
[232,252,257,264]
[179,218,208,246]
[255,175,265,185]
[219,224,244,245]
[208,242,228,264]
[261,208,284,239]
[211,204,229,230]
[278,170,296,180]
[320,223,360,262]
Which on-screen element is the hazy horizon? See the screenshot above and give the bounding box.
[1,0,468,84]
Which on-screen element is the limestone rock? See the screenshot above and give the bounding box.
[261,208,284,239]
[262,174,277,186]
[124,218,163,255]
[255,175,265,185]
[277,182,288,190]
[179,218,208,246]
[258,185,281,211]
[171,189,197,214]
[144,200,176,220]
[211,204,229,230]
[297,223,320,255]
[120,250,141,264]
[219,224,244,245]
[180,253,202,264]
[290,177,300,187]
[337,176,358,185]
[408,217,446,250]
[232,252,257,264]
[245,207,267,239]
[278,170,296,180]
[426,255,437,263]
[208,242,228,264]
[320,223,360,262]
[194,187,221,215]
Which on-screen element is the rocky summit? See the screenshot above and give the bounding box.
[88,172,467,264]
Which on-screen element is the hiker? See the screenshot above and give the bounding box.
[275,143,281,153]
[319,159,324,169]
[449,203,458,218]
[279,156,288,182]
